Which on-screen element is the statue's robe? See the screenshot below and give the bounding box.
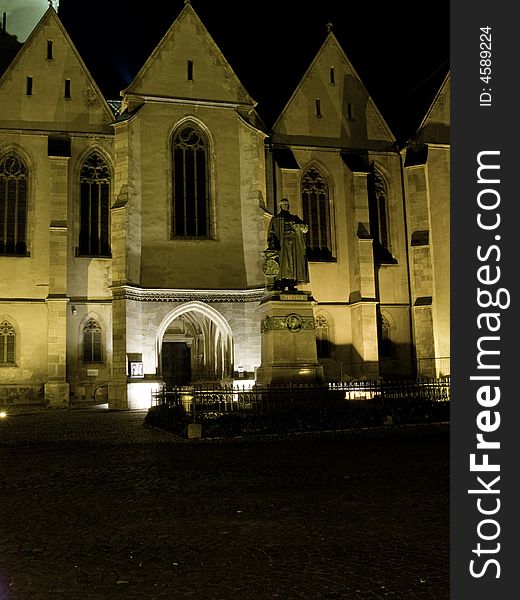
[268,210,309,285]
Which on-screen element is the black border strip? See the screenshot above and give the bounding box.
[451,1,517,597]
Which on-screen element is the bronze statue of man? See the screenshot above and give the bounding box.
[267,198,309,290]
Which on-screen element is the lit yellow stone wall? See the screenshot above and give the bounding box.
[0,303,48,402]
[427,147,450,365]
[125,104,266,290]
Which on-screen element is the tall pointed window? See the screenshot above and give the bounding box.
[172,123,210,237]
[78,152,111,256]
[368,166,392,262]
[82,318,103,364]
[301,166,332,260]
[0,320,16,364]
[0,154,28,255]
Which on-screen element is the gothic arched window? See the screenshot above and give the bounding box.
[301,166,332,260]
[0,320,16,364]
[78,152,111,256]
[0,154,28,255]
[172,124,210,237]
[368,167,392,262]
[82,318,103,364]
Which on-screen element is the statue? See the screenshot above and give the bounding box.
[266,198,309,291]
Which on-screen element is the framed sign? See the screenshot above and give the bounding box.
[129,361,144,378]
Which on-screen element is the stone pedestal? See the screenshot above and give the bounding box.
[255,292,323,385]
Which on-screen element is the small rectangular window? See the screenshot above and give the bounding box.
[64,79,71,99]
[315,98,322,118]
[26,76,33,96]
[187,60,194,81]
[330,67,335,84]
[347,102,353,120]
[47,40,53,60]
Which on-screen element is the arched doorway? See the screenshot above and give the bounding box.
[158,303,233,388]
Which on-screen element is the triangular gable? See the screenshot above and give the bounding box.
[414,72,450,144]
[272,33,395,147]
[123,3,255,107]
[0,7,114,131]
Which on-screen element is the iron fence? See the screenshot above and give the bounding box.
[151,376,450,421]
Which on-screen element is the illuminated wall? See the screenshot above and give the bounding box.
[0,5,450,409]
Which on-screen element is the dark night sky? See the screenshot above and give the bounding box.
[57,0,449,141]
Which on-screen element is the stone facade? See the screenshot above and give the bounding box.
[404,75,450,376]
[0,5,450,408]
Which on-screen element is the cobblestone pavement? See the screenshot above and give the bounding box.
[0,409,449,599]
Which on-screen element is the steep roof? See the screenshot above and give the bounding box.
[0,7,114,133]
[123,2,256,108]
[3,1,449,142]
[272,32,395,150]
[412,72,450,145]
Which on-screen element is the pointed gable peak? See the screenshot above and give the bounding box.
[2,7,73,79]
[0,6,114,128]
[312,30,344,62]
[273,28,394,146]
[15,5,74,51]
[315,31,374,98]
[123,2,255,107]
[16,5,58,46]
[179,0,197,18]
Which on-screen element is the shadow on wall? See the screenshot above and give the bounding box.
[321,341,417,381]
[340,73,370,148]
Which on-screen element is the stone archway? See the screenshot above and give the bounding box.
[157,302,233,387]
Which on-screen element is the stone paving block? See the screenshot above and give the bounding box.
[0,409,449,599]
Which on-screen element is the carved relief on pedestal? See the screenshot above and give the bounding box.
[261,314,315,334]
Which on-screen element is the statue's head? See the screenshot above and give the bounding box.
[279,199,290,211]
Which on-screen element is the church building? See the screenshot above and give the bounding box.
[0,4,450,409]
